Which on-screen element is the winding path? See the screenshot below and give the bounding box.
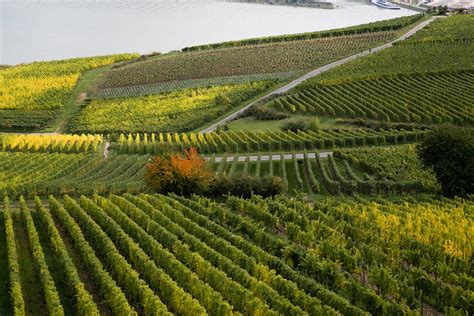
[200,16,439,134]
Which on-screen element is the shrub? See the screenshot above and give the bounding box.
[144,147,213,195]
[211,175,286,198]
[215,124,229,133]
[281,118,308,132]
[242,106,289,121]
[308,117,322,131]
[417,126,473,198]
[215,95,231,107]
[334,118,429,131]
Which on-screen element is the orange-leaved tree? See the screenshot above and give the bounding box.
[144,147,213,195]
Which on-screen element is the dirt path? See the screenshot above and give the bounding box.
[205,151,332,162]
[54,92,88,133]
[200,16,439,134]
[103,141,110,159]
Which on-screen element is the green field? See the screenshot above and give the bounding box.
[1,138,435,199]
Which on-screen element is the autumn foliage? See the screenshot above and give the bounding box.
[144,147,213,195]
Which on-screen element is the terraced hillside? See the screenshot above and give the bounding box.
[1,194,472,315]
[183,15,423,51]
[274,71,473,124]
[68,81,276,134]
[1,15,424,134]
[94,16,423,98]
[1,13,472,316]
[112,128,427,154]
[209,145,439,195]
[71,18,427,135]
[0,55,138,131]
[264,15,474,125]
[98,32,396,89]
[1,136,436,199]
[1,134,103,154]
[0,152,148,199]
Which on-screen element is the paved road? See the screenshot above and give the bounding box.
[200,17,438,134]
[205,151,333,162]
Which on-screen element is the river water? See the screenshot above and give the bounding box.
[1,0,415,65]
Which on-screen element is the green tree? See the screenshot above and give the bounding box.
[417,126,473,197]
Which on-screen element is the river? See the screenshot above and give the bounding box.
[1,0,416,65]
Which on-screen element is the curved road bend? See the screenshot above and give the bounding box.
[200,17,439,134]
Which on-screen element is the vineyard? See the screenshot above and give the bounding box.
[0,152,148,199]
[0,54,138,131]
[67,81,276,134]
[272,70,473,124]
[0,110,59,132]
[98,32,397,90]
[0,194,471,315]
[111,128,427,154]
[208,146,436,195]
[263,15,474,126]
[333,144,439,190]
[398,14,473,43]
[301,38,473,83]
[92,72,296,99]
[1,13,472,316]
[182,14,423,51]
[301,15,474,83]
[0,134,103,154]
[0,136,439,199]
[0,147,432,200]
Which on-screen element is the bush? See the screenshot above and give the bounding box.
[281,118,308,132]
[215,124,229,133]
[334,118,429,131]
[308,117,322,131]
[417,126,473,198]
[211,175,286,198]
[241,105,289,120]
[144,147,213,195]
[215,95,231,107]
